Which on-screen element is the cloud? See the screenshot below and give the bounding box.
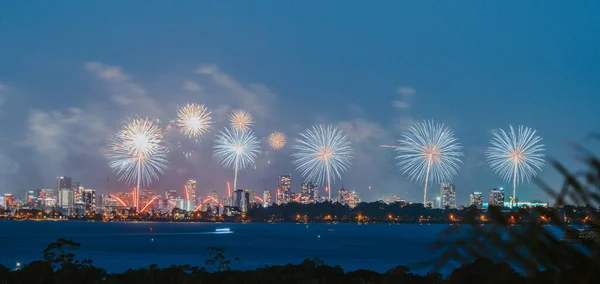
[182,80,202,92]
[0,82,6,107]
[392,100,410,110]
[397,86,416,96]
[394,116,417,131]
[0,151,18,175]
[85,62,164,118]
[336,118,412,199]
[25,108,111,162]
[196,64,276,118]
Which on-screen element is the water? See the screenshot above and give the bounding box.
[0,221,451,273]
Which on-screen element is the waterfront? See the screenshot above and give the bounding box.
[0,221,450,273]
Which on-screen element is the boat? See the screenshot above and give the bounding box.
[215,228,233,234]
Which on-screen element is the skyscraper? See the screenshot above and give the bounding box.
[470,192,484,209]
[247,189,255,206]
[185,179,197,206]
[300,182,318,204]
[41,189,55,207]
[300,183,309,204]
[165,189,178,200]
[26,189,42,207]
[60,189,74,214]
[3,193,14,208]
[82,188,96,212]
[278,174,291,204]
[233,189,244,209]
[263,190,271,207]
[233,189,251,212]
[348,191,361,208]
[140,189,157,210]
[338,188,349,205]
[440,183,457,209]
[488,187,505,208]
[57,176,72,208]
[73,182,84,204]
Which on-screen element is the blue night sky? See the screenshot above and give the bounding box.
[0,1,599,204]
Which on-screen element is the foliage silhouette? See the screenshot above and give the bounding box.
[432,137,600,283]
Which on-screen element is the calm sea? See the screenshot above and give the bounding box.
[0,221,454,273]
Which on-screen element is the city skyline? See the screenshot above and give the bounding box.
[0,2,599,204]
[0,172,534,208]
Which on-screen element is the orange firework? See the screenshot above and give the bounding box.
[268,131,287,150]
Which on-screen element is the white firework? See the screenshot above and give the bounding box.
[268,131,287,150]
[176,103,212,138]
[395,120,463,205]
[292,125,354,200]
[106,117,169,210]
[228,109,254,131]
[213,127,261,192]
[486,125,545,206]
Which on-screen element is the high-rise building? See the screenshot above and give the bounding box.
[470,192,484,209]
[3,194,14,208]
[116,192,133,206]
[176,198,194,211]
[488,187,505,208]
[72,183,86,212]
[185,179,197,205]
[348,191,361,208]
[233,189,252,212]
[60,189,74,213]
[101,194,120,208]
[300,183,309,204]
[233,189,244,209]
[440,183,457,209]
[263,190,271,207]
[41,189,55,207]
[73,182,84,204]
[82,188,96,212]
[140,189,157,206]
[247,189,255,206]
[26,189,42,207]
[300,182,318,204]
[338,188,349,205]
[165,189,178,200]
[57,176,72,208]
[278,174,291,204]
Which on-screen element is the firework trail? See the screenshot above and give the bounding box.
[292,125,354,200]
[213,128,260,192]
[395,120,463,205]
[106,117,168,210]
[176,103,212,139]
[268,131,287,150]
[229,109,254,131]
[486,125,545,206]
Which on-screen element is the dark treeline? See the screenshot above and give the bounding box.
[2,238,598,284]
[7,202,596,225]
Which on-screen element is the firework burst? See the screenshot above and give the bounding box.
[395,120,463,205]
[176,103,212,138]
[486,125,545,206]
[229,109,254,131]
[106,117,168,209]
[268,131,287,150]
[292,125,354,200]
[213,127,260,191]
